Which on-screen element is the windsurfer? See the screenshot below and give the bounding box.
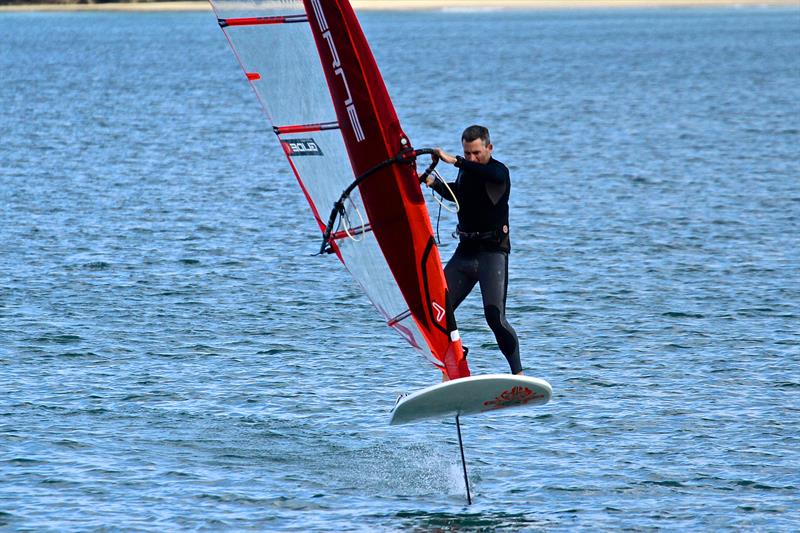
[425,125,523,376]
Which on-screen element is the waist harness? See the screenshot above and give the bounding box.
[453,224,509,241]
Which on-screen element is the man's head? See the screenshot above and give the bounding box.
[461,125,493,164]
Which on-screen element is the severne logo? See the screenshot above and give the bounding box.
[432,302,446,323]
[309,0,366,142]
[283,138,324,156]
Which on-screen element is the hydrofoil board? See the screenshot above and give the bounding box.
[390,374,552,425]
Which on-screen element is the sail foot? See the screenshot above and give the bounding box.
[444,337,470,380]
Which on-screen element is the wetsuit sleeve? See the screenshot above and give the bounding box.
[455,157,508,184]
[430,179,457,202]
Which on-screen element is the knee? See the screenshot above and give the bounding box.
[483,305,505,331]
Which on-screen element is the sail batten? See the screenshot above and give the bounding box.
[274,122,340,135]
[219,15,309,27]
[210,0,470,379]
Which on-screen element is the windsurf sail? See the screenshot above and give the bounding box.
[209,0,469,379]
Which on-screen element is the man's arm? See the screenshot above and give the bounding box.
[436,148,507,184]
[454,158,507,184]
[429,178,457,202]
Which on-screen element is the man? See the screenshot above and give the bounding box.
[425,125,523,376]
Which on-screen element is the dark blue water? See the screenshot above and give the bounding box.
[2,7,799,531]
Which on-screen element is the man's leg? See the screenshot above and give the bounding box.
[477,251,522,374]
[444,248,479,311]
[441,249,479,382]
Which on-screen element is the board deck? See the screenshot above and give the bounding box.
[390,374,552,425]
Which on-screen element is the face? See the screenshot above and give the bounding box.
[462,138,493,164]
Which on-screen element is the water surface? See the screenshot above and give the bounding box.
[1,7,799,531]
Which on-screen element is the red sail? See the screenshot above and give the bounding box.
[303,0,468,379]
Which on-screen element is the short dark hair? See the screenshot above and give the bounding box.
[462,125,491,146]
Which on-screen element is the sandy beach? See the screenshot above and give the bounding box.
[1,0,798,12]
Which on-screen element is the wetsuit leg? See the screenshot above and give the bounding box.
[477,251,522,374]
[444,248,479,310]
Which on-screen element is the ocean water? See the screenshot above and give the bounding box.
[1,6,799,531]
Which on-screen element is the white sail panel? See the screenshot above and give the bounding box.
[222,23,335,128]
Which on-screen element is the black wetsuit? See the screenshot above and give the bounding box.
[431,156,522,374]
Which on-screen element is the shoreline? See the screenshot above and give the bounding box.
[1,0,798,12]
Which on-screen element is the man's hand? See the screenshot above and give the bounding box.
[424,148,457,187]
[435,147,458,165]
